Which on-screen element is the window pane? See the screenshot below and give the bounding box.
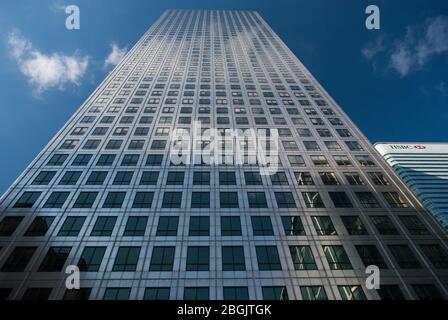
[222,246,246,271]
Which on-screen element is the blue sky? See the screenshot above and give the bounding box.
[0,0,447,194]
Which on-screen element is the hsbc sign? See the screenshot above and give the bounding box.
[413,145,427,150]
[390,145,427,150]
[375,143,448,158]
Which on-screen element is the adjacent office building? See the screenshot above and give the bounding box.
[375,143,448,231]
[0,10,448,301]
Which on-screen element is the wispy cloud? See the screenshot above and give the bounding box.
[436,82,448,96]
[49,0,67,12]
[7,31,89,96]
[362,15,448,78]
[362,35,385,60]
[104,43,128,68]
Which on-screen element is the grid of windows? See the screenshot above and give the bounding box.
[0,9,446,300]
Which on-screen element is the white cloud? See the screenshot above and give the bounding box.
[362,35,385,60]
[436,82,448,96]
[7,31,89,95]
[104,43,128,68]
[362,16,448,77]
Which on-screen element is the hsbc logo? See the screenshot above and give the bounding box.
[390,145,427,150]
[413,145,427,150]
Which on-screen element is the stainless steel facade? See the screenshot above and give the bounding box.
[0,10,447,301]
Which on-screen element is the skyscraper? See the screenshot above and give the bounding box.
[375,143,448,231]
[0,10,447,301]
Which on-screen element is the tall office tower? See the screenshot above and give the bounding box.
[1,10,448,301]
[375,143,448,231]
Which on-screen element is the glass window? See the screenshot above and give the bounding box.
[223,287,249,300]
[338,286,366,300]
[58,216,86,237]
[24,217,54,237]
[323,246,352,270]
[355,245,388,269]
[290,246,317,270]
[123,217,148,236]
[383,192,408,208]
[356,192,381,208]
[251,216,274,236]
[345,173,364,185]
[301,286,328,300]
[156,217,179,236]
[73,192,98,209]
[43,192,70,209]
[270,172,289,185]
[302,192,325,208]
[275,192,297,208]
[86,171,107,185]
[59,171,82,185]
[377,285,405,300]
[91,216,117,237]
[96,154,116,166]
[72,154,92,166]
[282,216,305,236]
[1,247,37,272]
[295,172,314,185]
[388,245,422,269]
[356,155,375,167]
[166,172,185,185]
[193,172,210,185]
[32,171,56,185]
[162,192,182,208]
[38,247,71,272]
[288,155,305,167]
[47,154,68,166]
[319,172,339,185]
[244,172,263,185]
[220,192,239,208]
[103,288,131,300]
[248,192,268,208]
[184,287,209,300]
[186,247,209,271]
[219,172,237,185]
[13,192,42,208]
[329,192,353,208]
[112,247,141,272]
[146,154,163,166]
[222,246,246,271]
[0,216,24,236]
[113,172,133,185]
[420,245,448,269]
[149,247,176,271]
[262,287,289,300]
[399,216,429,235]
[189,216,210,236]
[256,246,282,271]
[77,247,106,272]
[191,192,210,208]
[221,216,242,236]
[121,155,140,166]
[370,216,399,235]
[341,216,368,235]
[312,216,337,235]
[368,172,389,186]
[140,171,159,185]
[132,192,154,209]
[143,288,170,300]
